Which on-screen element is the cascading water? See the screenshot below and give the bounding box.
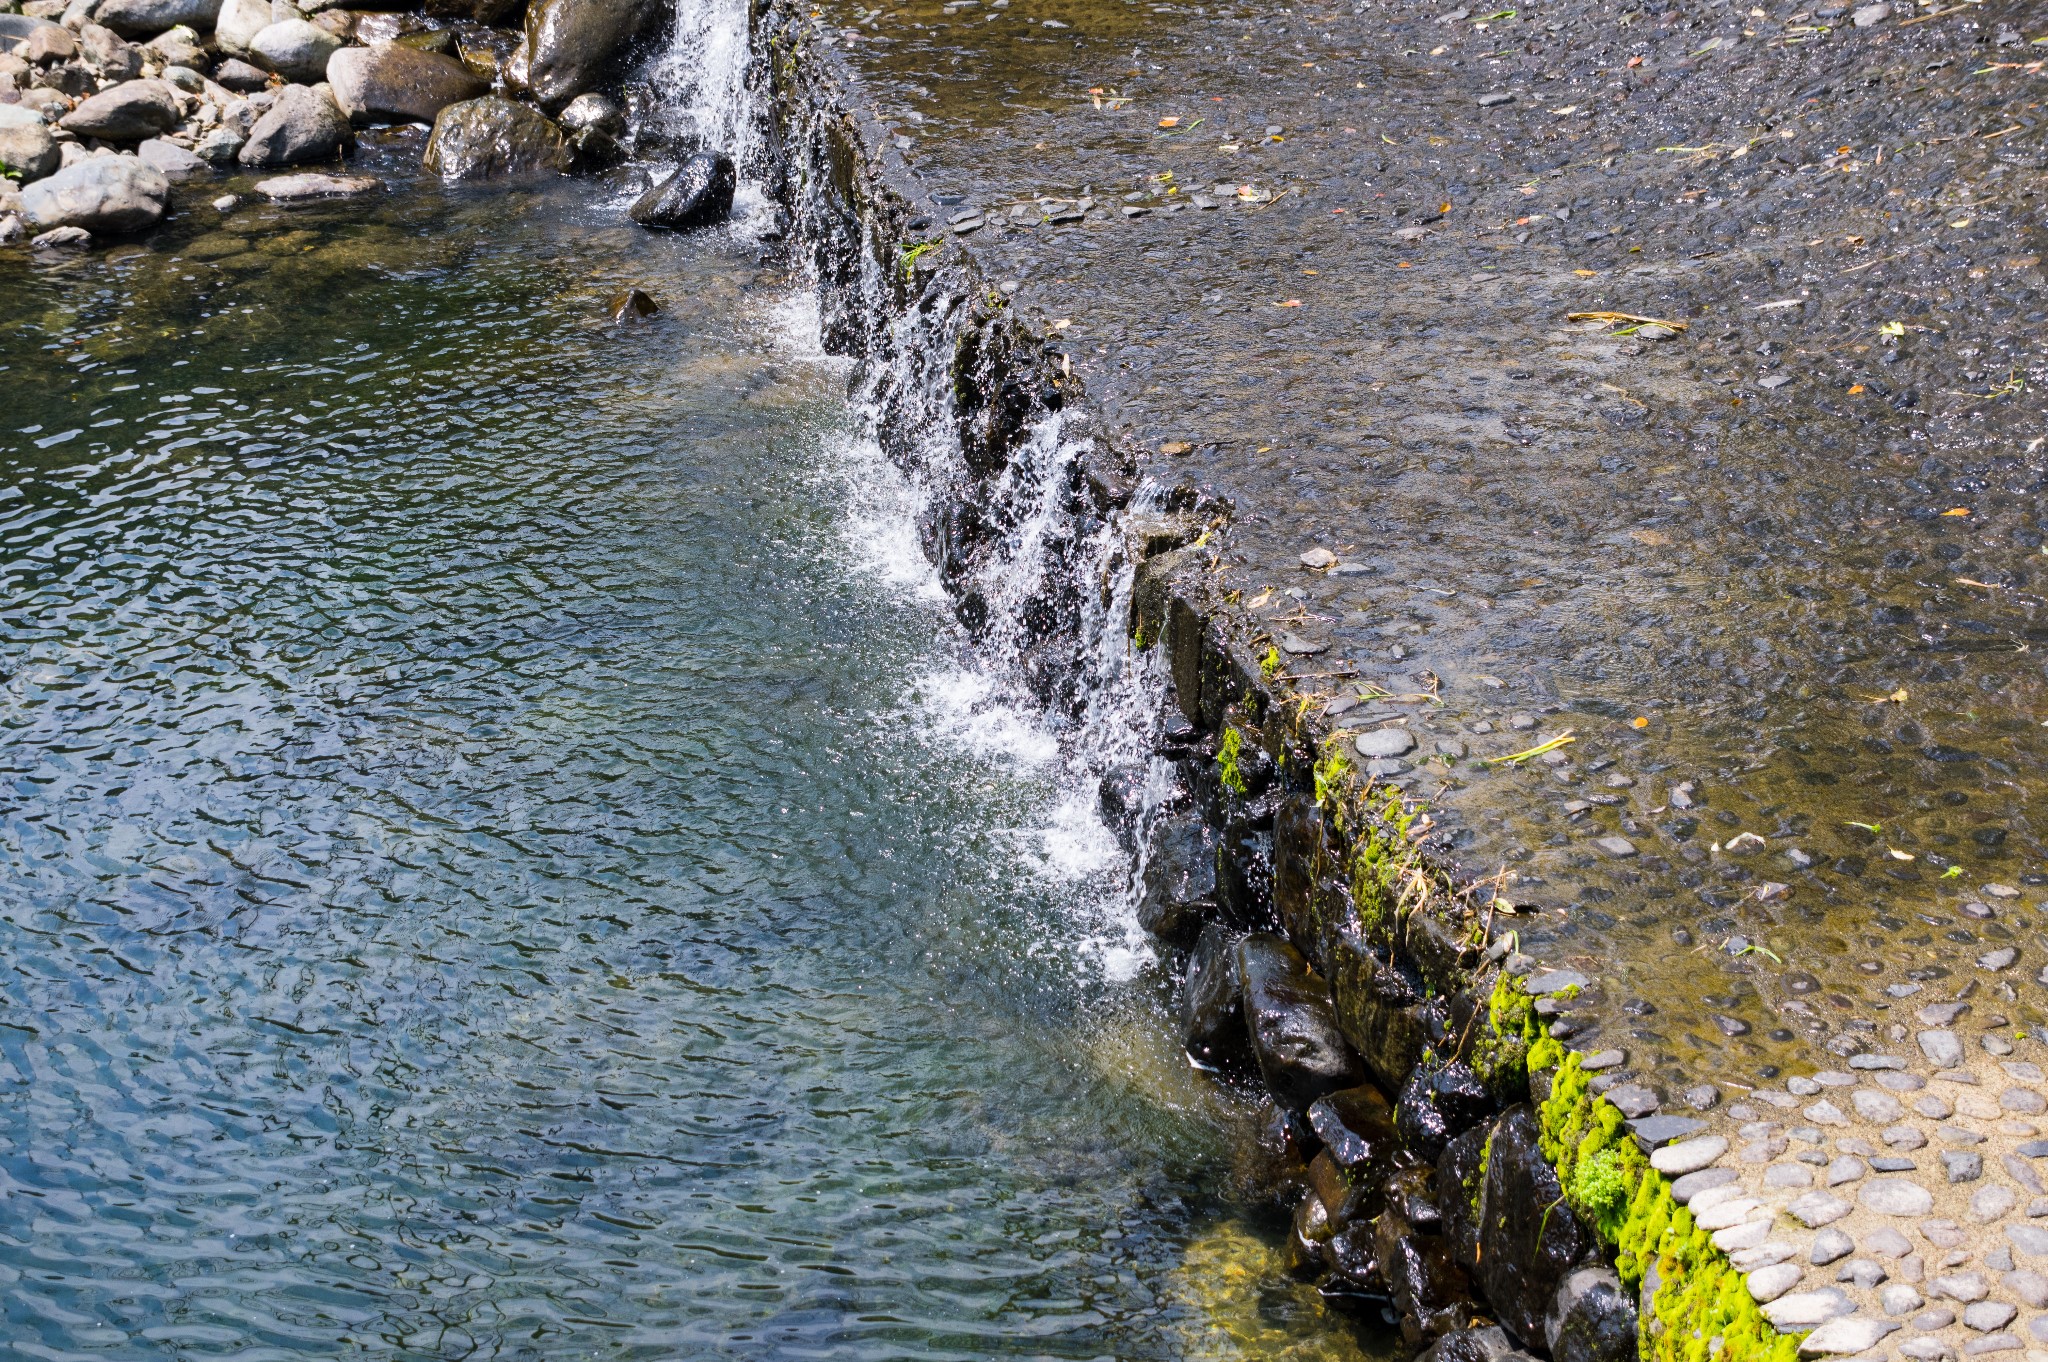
[643,0,765,181]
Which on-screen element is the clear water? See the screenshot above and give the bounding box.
[0,166,1390,1360]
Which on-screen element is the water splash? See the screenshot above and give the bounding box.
[645,0,762,173]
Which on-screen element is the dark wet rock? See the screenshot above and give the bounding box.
[1137,811,1220,946]
[607,287,657,321]
[1380,1174,1481,1347]
[1476,1106,1597,1346]
[1397,1062,1496,1161]
[0,107,59,184]
[239,84,352,168]
[1328,928,1441,1091]
[248,19,343,83]
[1306,1082,1399,1188]
[1182,921,1250,1071]
[20,153,166,234]
[1326,1221,1389,1297]
[1548,1265,1639,1362]
[630,151,735,230]
[59,79,179,142]
[1287,1186,1333,1277]
[328,43,488,126]
[523,0,662,109]
[1418,1324,1534,1362]
[422,95,570,179]
[92,0,220,39]
[425,0,524,24]
[31,224,93,250]
[1437,1123,1489,1270]
[1238,933,1364,1111]
[558,91,625,167]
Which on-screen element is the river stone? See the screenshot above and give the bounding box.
[1812,1228,1855,1264]
[1671,1165,1740,1201]
[630,150,736,230]
[1182,922,1249,1071]
[1921,1030,1963,1068]
[135,137,205,181]
[1864,1178,1936,1215]
[144,27,207,72]
[195,126,245,162]
[248,19,343,83]
[1380,1185,1481,1347]
[1802,1317,1901,1355]
[522,0,661,108]
[239,83,350,166]
[59,79,179,142]
[91,0,220,37]
[0,15,69,57]
[1594,836,1637,858]
[1396,1062,1494,1161]
[1764,1289,1854,1329]
[2007,1223,2048,1256]
[556,90,625,165]
[1418,1325,1526,1362]
[1790,1191,1854,1227]
[1309,1082,1399,1179]
[213,0,270,58]
[1747,1262,1804,1302]
[255,171,378,198]
[1475,1106,1596,1344]
[0,107,59,184]
[1548,1265,1636,1362]
[20,153,166,233]
[1629,1114,1707,1149]
[1137,812,1220,946]
[1353,726,1417,759]
[1856,1089,1906,1123]
[422,95,571,179]
[1237,933,1363,1111]
[79,23,142,80]
[327,43,486,125]
[1437,1124,1489,1270]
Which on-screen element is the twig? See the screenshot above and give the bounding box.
[1483,731,1576,766]
[1568,311,1689,330]
[1901,1,1981,25]
[1246,187,1293,213]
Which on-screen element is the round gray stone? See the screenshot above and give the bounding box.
[1863,1179,1936,1216]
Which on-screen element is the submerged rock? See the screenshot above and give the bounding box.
[21,153,167,234]
[422,95,571,179]
[328,43,487,126]
[1137,812,1219,946]
[607,287,656,321]
[256,172,379,200]
[523,0,662,109]
[629,150,735,230]
[1236,933,1364,1111]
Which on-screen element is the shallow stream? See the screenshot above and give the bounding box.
[0,151,1392,1358]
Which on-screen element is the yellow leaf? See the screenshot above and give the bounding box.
[1631,716,1649,729]
[1158,117,1180,127]
[1941,507,1971,517]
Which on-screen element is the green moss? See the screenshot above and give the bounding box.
[1531,1048,1802,1362]
[1313,745,1350,810]
[1216,726,1249,796]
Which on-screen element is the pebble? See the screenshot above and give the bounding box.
[1885,1284,1927,1315]
[1748,1262,1804,1302]
[1807,1100,1848,1126]
[1857,1090,1907,1123]
[1813,1228,1856,1264]
[1671,1165,1739,1201]
[1828,1156,1868,1186]
[1944,1151,1985,1183]
[1973,1185,2017,1221]
[1654,1136,1729,1177]
[1594,835,1637,858]
[212,193,236,212]
[2004,1269,2048,1308]
[1868,1228,1915,1258]
[1801,1318,1900,1355]
[1581,1048,1625,1070]
[1931,1273,1991,1303]
[2005,1223,2048,1256]
[1841,1258,1888,1288]
[1864,1178,1937,1215]
[1922,1030,1964,1068]
[1766,1163,1814,1189]
[1852,1,1891,24]
[1477,91,1515,107]
[1764,1288,1855,1328]
[1789,1191,1853,1226]
[1353,726,1416,758]
[1964,1303,2017,1333]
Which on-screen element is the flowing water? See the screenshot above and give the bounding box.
[0,73,1395,1362]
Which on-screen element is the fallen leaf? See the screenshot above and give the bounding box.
[1276,298,1304,307]
[1630,529,1670,546]
[1941,507,1971,517]
[1631,716,1649,729]
[1160,440,1192,455]
[1887,847,1916,861]
[1848,383,1865,394]
[1573,269,1598,277]
[1158,116,1180,127]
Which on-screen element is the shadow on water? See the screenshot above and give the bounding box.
[0,160,1398,1359]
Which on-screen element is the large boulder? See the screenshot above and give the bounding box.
[420,95,569,178]
[91,0,222,39]
[212,0,270,57]
[1136,811,1219,946]
[237,83,351,166]
[59,79,180,142]
[21,153,168,234]
[248,19,343,83]
[1473,1106,1598,1347]
[1236,933,1365,1112]
[0,15,70,58]
[522,0,660,109]
[629,150,734,230]
[327,43,486,125]
[0,105,59,184]
[1181,921,1250,1072]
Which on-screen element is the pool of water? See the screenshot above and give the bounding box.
[0,163,1394,1360]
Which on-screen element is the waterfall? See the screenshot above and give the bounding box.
[643,0,763,178]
